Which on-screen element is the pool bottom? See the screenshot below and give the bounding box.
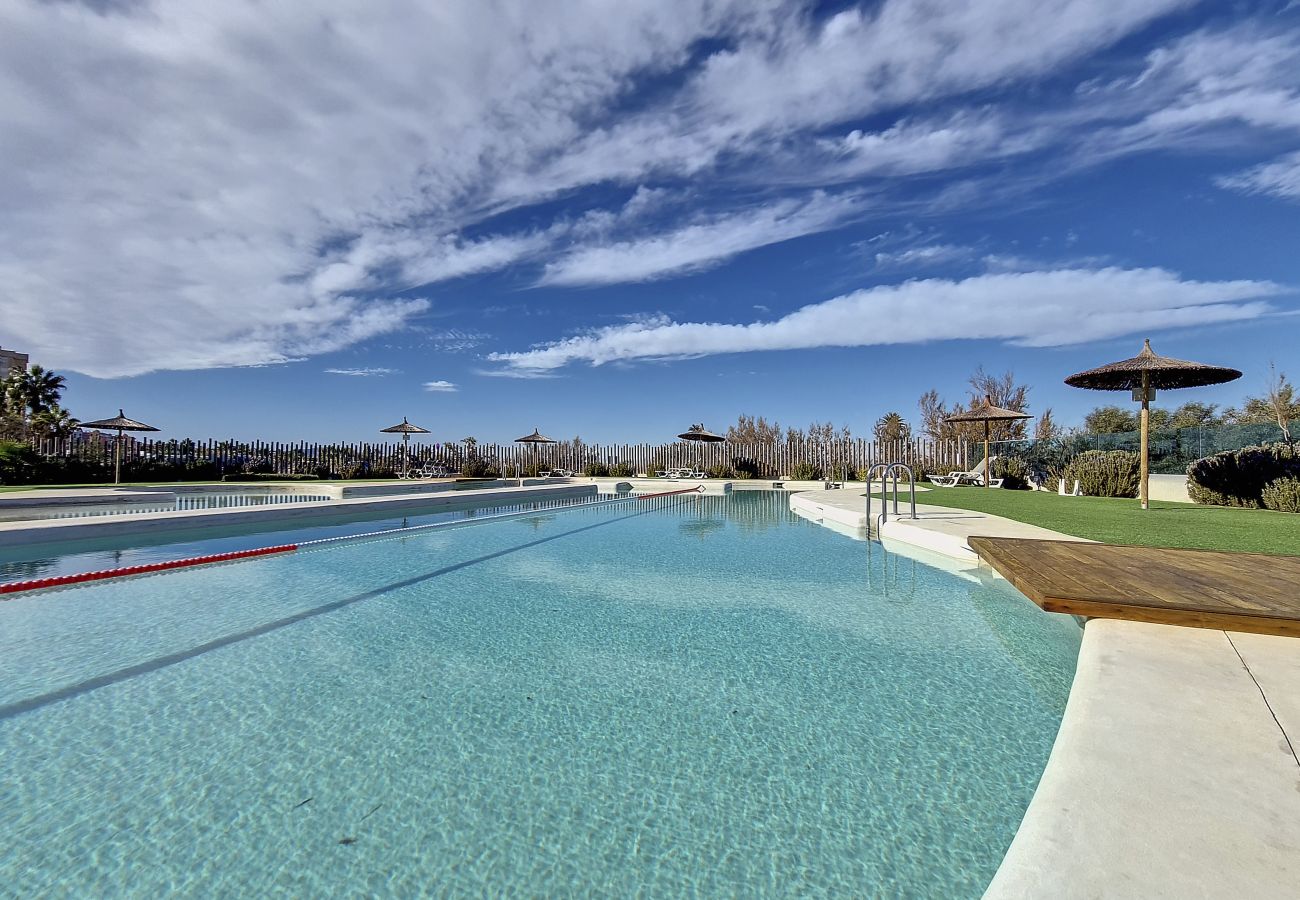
[0,492,1081,897]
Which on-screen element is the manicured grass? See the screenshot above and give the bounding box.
[914,485,1300,556]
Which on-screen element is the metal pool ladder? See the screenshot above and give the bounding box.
[865,462,918,535]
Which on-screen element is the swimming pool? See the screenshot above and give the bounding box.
[0,491,1081,896]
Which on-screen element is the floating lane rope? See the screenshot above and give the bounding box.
[0,545,297,596]
[0,485,709,597]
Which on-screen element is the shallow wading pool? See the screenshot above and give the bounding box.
[0,491,1080,896]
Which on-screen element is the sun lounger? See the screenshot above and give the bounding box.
[926,456,998,487]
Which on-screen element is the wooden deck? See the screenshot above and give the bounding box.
[968,537,1300,637]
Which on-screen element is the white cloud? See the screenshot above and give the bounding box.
[1218,151,1300,201]
[490,267,1284,371]
[422,380,458,392]
[0,0,786,376]
[539,191,865,286]
[325,366,400,376]
[472,368,561,380]
[873,243,974,271]
[2,0,1295,379]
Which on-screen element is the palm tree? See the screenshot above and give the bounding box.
[7,365,67,418]
[31,405,80,440]
[874,412,912,443]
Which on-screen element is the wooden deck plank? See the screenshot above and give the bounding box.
[968,537,1300,638]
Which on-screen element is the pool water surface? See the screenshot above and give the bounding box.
[0,491,1080,896]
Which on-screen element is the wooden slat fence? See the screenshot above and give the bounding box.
[29,435,967,480]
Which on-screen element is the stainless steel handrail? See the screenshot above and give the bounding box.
[865,462,917,536]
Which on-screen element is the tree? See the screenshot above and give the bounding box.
[1168,402,1220,430]
[1222,364,1300,437]
[1083,405,1138,434]
[1265,363,1297,441]
[874,412,911,443]
[919,368,1031,443]
[918,389,956,441]
[5,365,66,418]
[1034,408,1060,442]
[30,405,80,440]
[726,414,783,444]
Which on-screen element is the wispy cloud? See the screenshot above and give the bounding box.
[490,267,1285,371]
[325,366,401,377]
[472,368,562,380]
[872,243,974,271]
[1218,151,1300,201]
[422,380,459,392]
[539,191,866,286]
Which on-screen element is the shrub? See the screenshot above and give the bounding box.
[706,463,735,479]
[1062,450,1140,498]
[0,440,38,484]
[608,462,635,477]
[241,456,275,475]
[460,457,500,478]
[992,456,1031,490]
[1261,478,1300,514]
[730,457,767,479]
[787,461,822,481]
[582,461,611,477]
[1187,443,1300,508]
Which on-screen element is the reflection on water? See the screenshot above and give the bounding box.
[864,539,918,600]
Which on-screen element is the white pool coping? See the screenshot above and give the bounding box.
[788,488,1300,898]
[0,482,598,546]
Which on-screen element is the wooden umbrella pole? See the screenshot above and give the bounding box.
[984,421,991,489]
[114,429,123,485]
[1140,370,1150,510]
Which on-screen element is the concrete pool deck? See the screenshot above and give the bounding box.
[789,487,1300,898]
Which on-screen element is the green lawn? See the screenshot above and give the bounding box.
[908,485,1300,556]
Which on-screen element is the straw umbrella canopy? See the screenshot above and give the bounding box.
[678,424,726,474]
[514,428,557,484]
[1065,338,1241,509]
[80,409,159,485]
[380,417,430,479]
[944,397,1031,488]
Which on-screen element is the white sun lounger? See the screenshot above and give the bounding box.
[926,456,1000,488]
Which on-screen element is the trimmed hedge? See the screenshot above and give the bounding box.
[1187,443,1300,508]
[1063,450,1139,498]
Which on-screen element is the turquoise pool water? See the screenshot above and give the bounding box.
[0,491,1081,896]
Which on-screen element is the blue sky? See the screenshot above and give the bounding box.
[2,0,1298,444]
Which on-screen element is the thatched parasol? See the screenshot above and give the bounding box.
[678,424,726,474]
[380,417,430,479]
[945,397,1031,488]
[81,409,159,485]
[1066,338,1241,508]
[514,428,557,484]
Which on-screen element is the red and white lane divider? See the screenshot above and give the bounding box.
[634,485,706,500]
[0,485,705,598]
[0,545,297,596]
